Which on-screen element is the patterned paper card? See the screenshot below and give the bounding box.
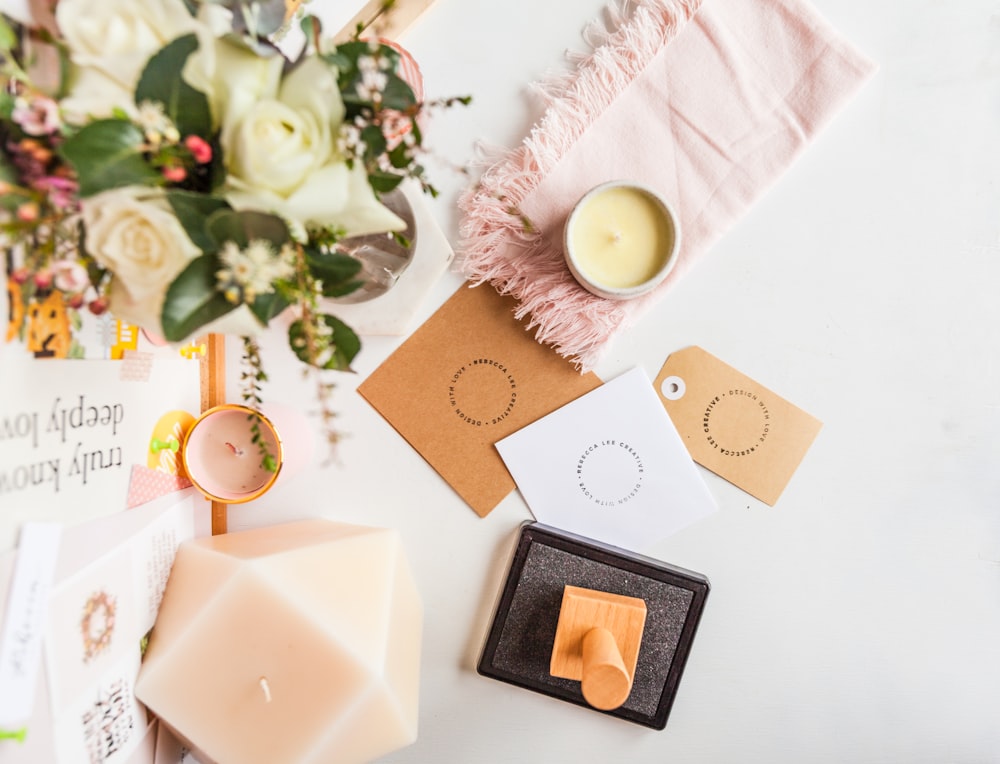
[358,284,602,516]
[655,346,823,505]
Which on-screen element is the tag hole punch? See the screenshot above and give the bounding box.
[660,376,685,401]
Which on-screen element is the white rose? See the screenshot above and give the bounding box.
[188,40,404,236]
[55,0,202,119]
[82,187,200,334]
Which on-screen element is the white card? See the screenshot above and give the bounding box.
[496,367,717,551]
[0,523,61,730]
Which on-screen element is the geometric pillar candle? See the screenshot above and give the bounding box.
[134,519,422,764]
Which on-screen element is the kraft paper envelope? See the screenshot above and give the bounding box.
[496,366,717,551]
[358,284,601,516]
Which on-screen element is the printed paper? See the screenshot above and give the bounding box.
[358,284,602,516]
[655,346,823,505]
[496,367,717,551]
[0,489,208,764]
[0,357,201,552]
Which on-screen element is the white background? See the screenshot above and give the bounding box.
[230,0,1000,761]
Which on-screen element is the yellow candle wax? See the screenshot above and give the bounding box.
[564,183,679,299]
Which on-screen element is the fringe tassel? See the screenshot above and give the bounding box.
[457,0,702,371]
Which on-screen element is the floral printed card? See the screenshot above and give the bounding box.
[0,489,209,764]
[3,255,211,361]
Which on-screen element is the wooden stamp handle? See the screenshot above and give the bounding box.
[580,627,632,711]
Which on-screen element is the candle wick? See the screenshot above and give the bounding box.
[259,676,272,703]
[611,231,623,243]
[225,441,245,456]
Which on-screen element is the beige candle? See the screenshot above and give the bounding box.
[564,181,680,300]
[135,519,423,764]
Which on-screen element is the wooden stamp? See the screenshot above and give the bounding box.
[550,586,647,710]
[478,523,710,729]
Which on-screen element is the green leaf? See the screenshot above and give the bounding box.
[378,73,416,112]
[205,209,291,250]
[135,34,212,137]
[0,155,21,211]
[230,0,286,39]
[249,291,290,325]
[388,142,411,169]
[300,14,321,42]
[288,314,361,371]
[161,254,239,341]
[360,124,387,161]
[166,191,231,252]
[58,120,160,196]
[0,16,18,51]
[367,170,404,194]
[321,278,364,298]
[321,50,351,73]
[0,90,14,120]
[305,249,361,287]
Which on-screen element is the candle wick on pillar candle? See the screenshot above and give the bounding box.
[225,441,245,457]
[259,676,272,703]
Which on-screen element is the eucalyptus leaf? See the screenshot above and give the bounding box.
[205,209,291,249]
[299,14,317,37]
[229,0,287,39]
[161,254,239,341]
[305,249,361,288]
[367,171,404,194]
[321,51,351,73]
[388,142,411,170]
[378,73,416,112]
[135,34,212,137]
[249,291,290,325]
[288,314,360,371]
[321,278,364,299]
[360,124,387,160]
[58,120,160,196]
[166,191,231,252]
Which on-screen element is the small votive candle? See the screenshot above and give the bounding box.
[181,404,282,503]
[563,181,680,300]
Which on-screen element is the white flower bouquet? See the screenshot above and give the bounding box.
[0,0,465,371]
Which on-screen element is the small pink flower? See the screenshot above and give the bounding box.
[11,267,30,284]
[52,259,90,293]
[35,175,79,211]
[33,269,53,289]
[16,202,39,222]
[184,135,212,164]
[161,165,186,183]
[12,95,61,137]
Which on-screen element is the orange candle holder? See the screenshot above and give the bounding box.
[181,404,284,504]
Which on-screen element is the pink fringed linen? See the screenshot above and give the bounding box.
[457,0,876,370]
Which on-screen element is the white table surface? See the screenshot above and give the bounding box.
[228,1,1000,761]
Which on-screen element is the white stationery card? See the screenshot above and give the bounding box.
[496,367,717,551]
